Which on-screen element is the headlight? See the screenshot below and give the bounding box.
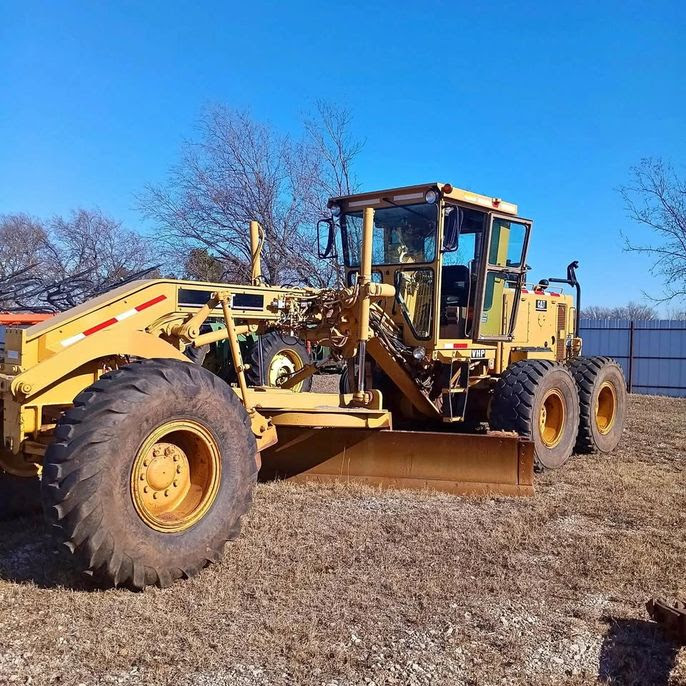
[412,346,426,360]
[330,203,341,217]
[424,189,438,204]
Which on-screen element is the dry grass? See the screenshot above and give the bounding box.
[0,389,684,686]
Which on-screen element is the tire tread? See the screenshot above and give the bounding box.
[490,359,578,469]
[568,355,626,453]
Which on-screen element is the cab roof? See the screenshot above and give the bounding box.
[330,182,518,216]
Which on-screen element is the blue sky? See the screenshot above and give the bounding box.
[1,1,684,309]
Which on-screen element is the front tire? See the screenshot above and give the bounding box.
[245,332,313,392]
[42,359,257,589]
[490,360,580,470]
[568,356,626,454]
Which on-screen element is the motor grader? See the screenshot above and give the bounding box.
[0,182,626,589]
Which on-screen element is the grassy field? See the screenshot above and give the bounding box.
[0,391,684,686]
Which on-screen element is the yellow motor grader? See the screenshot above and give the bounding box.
[0,182,626,588]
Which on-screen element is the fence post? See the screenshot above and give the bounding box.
[627,320,635,393]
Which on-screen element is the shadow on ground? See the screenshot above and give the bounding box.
[0,514,97,590]
[599,616,680,685]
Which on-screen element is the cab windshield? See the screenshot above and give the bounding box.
[341,203,437,267]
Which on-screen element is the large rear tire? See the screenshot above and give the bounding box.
[490,360,580,470]
[568,356,627,454]
[245,332,313,392]
[42,359,257,589]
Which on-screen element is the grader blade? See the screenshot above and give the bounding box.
[261,428,534,496]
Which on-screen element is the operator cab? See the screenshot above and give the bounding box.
[323,183,531,344]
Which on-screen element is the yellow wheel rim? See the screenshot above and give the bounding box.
[539,389,565,448]
[267,349,305,391]
[595,381,616,435]
[131,420,221,533]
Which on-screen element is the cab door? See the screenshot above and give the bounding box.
[473,213,531,342]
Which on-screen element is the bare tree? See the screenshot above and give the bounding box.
[184,247,225,282]
[582,301,658,320]
[45,209,152,286]
[303,101,363,204]
[0,213,52,310]
[613,302,658,320]
[0,213,49,278]
[666,306,686,320]
[620,158,686,303]
[138,104,362,288]
[301,101,364,286]
[0,209,156,312]
[581,305,614,320]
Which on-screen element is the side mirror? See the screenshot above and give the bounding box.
[317,219,337,259]
[443,206,463,252]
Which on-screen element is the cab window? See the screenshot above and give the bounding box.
[342,203,437,267]
[488,219,527,268]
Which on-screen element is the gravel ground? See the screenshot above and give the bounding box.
[0,390,684,686]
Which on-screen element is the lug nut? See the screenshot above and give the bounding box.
[143,486,149,493]
[164,446,173,457]
[164,490,170,497]
[173,454,179,462]
[153,492,158,499]
[176,466,182,474]
[173,480,178,487]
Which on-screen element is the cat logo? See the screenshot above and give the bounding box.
[535,299,547,312]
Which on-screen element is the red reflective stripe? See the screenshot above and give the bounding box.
[550,292,561,297]
[521,288,529,293]
[66,294,168,345]
[83,318,118,336]
[453,343,469,349]
[136,294,167,311]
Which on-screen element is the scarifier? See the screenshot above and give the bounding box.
[0,182,627,588]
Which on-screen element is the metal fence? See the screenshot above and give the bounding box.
[578,319,686,397]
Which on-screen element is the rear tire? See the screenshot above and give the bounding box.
[42,359,257,589]
[245,332,313,392]
[490,360,580,470]
[568,356,626,454]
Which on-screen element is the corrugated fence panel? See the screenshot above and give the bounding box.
[578,320,631,381]
[578,319,686,398]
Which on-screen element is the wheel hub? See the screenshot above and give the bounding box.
[268,350,303,389]
[131,420,221,533]
[539,390,565,449]
[595,381,617,434]
[138,442,190,506]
